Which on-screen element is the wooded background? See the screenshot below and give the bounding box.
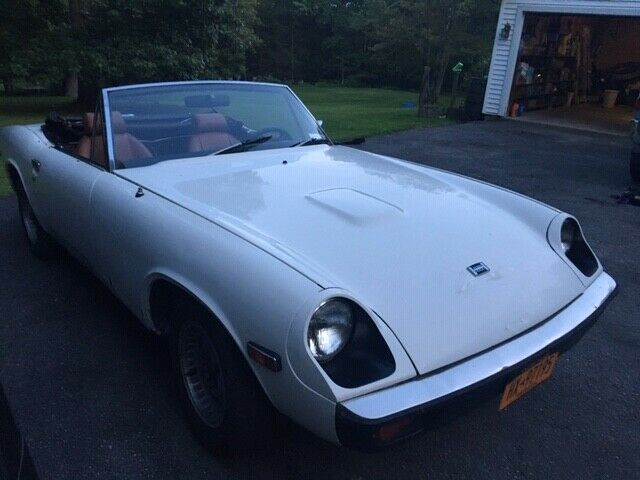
[0,0,500,101]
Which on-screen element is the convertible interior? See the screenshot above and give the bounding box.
[41,91,301,169]
[43,112,248,169]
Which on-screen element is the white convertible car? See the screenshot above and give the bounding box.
[0,81,616,451]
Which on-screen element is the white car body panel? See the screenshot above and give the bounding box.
[116,145,587,375]
[0,82,614,445]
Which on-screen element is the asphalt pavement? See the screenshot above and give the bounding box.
[0,119,638,479]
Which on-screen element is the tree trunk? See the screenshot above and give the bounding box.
[66,0,81,100]
[290,11,295,81]
[449,71,460,109]
[433,50,450,102]
[2,76,14,95]
[418,66,431,117]
[64,75,79,99]
[77,78,99,107]
[70,0,81,25]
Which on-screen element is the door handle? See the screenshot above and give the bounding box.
[31,159,41,172]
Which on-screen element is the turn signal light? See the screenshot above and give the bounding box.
[247,342,282,372]
[372,415,417,443]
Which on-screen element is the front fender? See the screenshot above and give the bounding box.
[88,175,344,441]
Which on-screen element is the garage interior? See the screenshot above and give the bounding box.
[509,14,640,136]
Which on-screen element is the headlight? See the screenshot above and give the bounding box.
[306,297,396,388]
[560,218,578,253]
[307,299,354,363]
[559,218,599,276]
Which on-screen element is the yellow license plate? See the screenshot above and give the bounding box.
[499,352,559,410]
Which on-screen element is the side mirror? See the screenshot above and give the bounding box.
[317,119,324,128]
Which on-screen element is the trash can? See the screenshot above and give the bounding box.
[464,77,487,121]
[603,90,619,108]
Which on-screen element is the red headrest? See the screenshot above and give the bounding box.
[110,111,127,134]
[193,113,227,133]
[83,112,95,135]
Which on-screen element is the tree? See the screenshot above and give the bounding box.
[365,0,499,96]
[248,0,331,82]
[249,0,499,92]
[77,0,258,96]
[0,0,501,97]
[0,0,71,93]
[64,0,81,98]
[1,0,259,99]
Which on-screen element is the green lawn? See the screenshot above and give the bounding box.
[0,96,78,127]
[294,85,454,141]
[0,86,455,196]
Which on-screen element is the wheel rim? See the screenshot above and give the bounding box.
[178,320,226,428]
[20,197,38,245]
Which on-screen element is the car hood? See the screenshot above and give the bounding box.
[118,146,585,374]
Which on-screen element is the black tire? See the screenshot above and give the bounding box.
[170,299,274,454]
[15,183,57,260]
[631,149,640,183]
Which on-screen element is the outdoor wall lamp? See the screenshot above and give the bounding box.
[500,23,512,40]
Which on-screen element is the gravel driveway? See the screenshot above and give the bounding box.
[1,119,638,479]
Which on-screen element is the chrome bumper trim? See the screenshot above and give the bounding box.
[341,272,616,421]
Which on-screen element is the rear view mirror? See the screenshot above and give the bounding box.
[317,119,324,128]
[184,94,230,108]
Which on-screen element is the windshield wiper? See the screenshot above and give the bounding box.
[213,134,273,155]
[289,137,332,148]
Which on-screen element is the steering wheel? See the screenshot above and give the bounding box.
[253,127,292,142]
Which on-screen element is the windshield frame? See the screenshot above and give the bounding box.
[101,80,330,171]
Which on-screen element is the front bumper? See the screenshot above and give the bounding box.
[336,272,617,450]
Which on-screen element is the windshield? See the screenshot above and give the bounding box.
[105,82,328,169]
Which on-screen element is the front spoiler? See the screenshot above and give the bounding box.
[336,272,617,450]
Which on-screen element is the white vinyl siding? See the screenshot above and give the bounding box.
[483,0,640,117]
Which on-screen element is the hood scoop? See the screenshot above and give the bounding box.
[305,188,403,226]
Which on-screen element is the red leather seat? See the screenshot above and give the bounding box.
[75,111,149,167]
[188,114,237,153]
[75,112,94,160]
[110,112,152,166]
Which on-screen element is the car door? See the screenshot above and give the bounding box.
[36,100,110,266]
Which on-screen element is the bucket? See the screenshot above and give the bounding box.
[603,90,619,108]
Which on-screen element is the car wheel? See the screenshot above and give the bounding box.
[171,300,274,454]
[15,184,57,259]
[631,150,640,183]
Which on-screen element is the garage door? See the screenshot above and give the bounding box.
[508,13,640,136]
